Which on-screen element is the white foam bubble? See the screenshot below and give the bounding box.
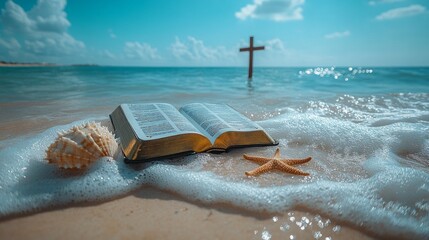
[0,113,428,239]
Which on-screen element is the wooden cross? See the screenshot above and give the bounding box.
[240,36,265,79]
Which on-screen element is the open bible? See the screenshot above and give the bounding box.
[110,103,277,161]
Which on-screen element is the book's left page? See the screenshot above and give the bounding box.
[110,103,211,161]
[125,103,199,140]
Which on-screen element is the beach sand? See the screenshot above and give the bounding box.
[0,187,373,240]
[0,102,376,239]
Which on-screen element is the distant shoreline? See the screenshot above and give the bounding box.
[0,61,98,67]
[0,61,55,67]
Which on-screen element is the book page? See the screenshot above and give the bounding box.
[204,103,262,130]
[123,103,200,140]
[179,103,261,143]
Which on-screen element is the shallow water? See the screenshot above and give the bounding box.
[0,66,428,238]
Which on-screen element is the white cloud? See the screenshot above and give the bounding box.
[0,37,20,50]
[258,38,289,61]
[169,37,317,66]
[369,0,405,6]
[124,41,160,60]
[0,37,21,59]
[376,4,426,20]
[28,0,71,33]
[0,0,84,58]
[264,38,286,51]
[171,37,192,60]
[324,31,351,39]
[246,38,328,67]
[108,29,116,39]
[101,50,116,59]
[0,0,32,34]
[235,0,304,22]
[171,36,238,65]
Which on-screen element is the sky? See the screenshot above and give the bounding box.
[0,0,428,66]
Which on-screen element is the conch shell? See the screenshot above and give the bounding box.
[45,122,118,169]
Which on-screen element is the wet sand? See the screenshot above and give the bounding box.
[0,103,375,239]
[0,187,373,240]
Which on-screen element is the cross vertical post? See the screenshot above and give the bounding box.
[249,36,254,79]
[240,36,265,79]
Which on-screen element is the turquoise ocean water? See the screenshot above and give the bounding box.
[0,67,428,238]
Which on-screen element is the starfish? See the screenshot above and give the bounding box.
[243,148,312,176]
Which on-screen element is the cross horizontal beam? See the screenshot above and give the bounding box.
[239,46,265,52]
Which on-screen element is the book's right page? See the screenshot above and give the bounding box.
[179,103,276,150]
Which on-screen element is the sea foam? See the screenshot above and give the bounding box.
[0,113,428,239]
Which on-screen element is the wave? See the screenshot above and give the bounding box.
[0,111,428,239]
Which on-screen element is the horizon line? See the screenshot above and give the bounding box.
[1,61,429,68]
